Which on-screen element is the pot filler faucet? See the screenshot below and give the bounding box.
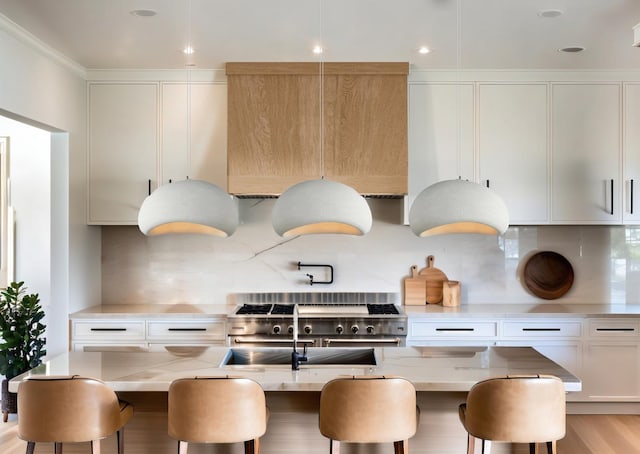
[298,261,334,286]
[291,304,308,370]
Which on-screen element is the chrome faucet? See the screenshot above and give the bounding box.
[291,304,307,370]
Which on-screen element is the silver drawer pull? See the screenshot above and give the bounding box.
[90,328,127,331]
[436,328,474,332]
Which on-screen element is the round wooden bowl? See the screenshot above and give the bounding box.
[523,251,574,300]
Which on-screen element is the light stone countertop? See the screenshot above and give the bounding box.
[9,346,580,393]
[404,303,640,318]
[70,303,640,320]
[69,304,232,319]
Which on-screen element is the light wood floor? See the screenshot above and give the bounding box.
[2,414,640,454]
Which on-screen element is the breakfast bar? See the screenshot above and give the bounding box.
[9,346,580,454]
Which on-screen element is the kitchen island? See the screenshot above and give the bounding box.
[9,346,578,454]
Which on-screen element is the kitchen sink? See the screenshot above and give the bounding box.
[219,347,377,367]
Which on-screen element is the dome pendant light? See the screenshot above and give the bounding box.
[272,179,372,237]
[409,0,509,237]
[409,179,508,237]
[271,1,372,237]
[138,179,238,236]
[137,0,239,237]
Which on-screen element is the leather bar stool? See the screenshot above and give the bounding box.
[17,375,134,454]
[168,377,268,454]
[458,374,566,454]
[319,375,418,454]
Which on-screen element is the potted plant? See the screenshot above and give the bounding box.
[0,281,46,422]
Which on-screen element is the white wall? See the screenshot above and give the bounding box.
[0,17,99,357]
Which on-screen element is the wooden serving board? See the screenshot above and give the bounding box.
[418,255,448,304]
[404,265,428,306]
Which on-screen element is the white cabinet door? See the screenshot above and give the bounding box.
[551,83,622,223]
[407,83,474,222]
[88,83,158,224]
[582,319,640,400]
[478,84,548,223]
[624,83,640,223]
[161,83,228,187]
[583,342,640,400]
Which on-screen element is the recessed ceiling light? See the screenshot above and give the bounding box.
[559,46,586,53]
[417,46,431,55]
[183,46,195,55]
[538,9,563,18]
[130,9,157,17]
[313,45,324,55]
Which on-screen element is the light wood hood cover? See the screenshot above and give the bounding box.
[226,62,409,196]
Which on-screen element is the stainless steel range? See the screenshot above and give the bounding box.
[227,292,407,347]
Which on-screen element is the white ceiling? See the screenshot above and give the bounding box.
[0,0,639,71]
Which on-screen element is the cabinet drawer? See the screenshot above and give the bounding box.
[502,321,582,338]
[147,320,226,341]
[588,319,640,337]
[73,320,146,340]
[410,321,497,338]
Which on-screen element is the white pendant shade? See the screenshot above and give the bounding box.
[409,179,509,237]
[138,179,239,237]
[272,179,372,237]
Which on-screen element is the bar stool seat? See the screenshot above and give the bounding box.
[458,374,566,454]
[319,375,418,454]
[168,376,268,454]
[17,375,134,454]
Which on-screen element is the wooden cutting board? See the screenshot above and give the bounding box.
[404,265,428,306]
[418,255,448,304]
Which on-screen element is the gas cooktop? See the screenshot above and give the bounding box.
[234,303,400,316]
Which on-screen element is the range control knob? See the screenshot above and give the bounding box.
[336,325,344,334]
[304,325,312,334]
[351,325,359,334]
[366,325,375,334]
[273,325,281,334]
[287,325,294,335]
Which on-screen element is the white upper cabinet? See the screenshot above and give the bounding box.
[478,84,548,224]
[161,83,228,188]
[551,83,622,224]
[407,83,474,219]
[88,83,158,224]
[624,84,640,224]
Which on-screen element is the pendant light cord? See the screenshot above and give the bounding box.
[186,0,192,179]
[319,0,325,180]
[455,0,461,179]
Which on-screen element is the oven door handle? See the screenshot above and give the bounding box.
[323,338,402,347]
[232,338,316,346]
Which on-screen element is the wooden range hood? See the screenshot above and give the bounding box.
[226,62,409,197]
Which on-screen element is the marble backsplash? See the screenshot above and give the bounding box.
[101,199,640,305]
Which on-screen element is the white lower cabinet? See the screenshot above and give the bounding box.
[70,317,226,352]
[582,319,640,401]
[408,320,498,346]
[408,315,640,404]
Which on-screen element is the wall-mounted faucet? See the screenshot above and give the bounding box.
[297,262,334,286]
